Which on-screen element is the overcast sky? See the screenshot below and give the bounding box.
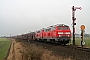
[0,0,90,36]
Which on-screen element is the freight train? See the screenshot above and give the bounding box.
[14,24,71,45]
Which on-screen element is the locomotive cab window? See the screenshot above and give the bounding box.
[48,28,51,31]
[58,26,69,30]
[51,27,56,30]
[44,28,47,32]
[44,29,48,32]
[64,26,69,30]
[58,26,63,30]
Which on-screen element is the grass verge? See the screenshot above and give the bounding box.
[70,38,90,47]
[0,38,11,60]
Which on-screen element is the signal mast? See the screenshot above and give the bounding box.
[72,6,82,45]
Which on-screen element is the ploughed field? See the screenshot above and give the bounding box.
[29,39,90,60]
[0,38,11,60]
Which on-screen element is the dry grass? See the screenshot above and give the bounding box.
[7,39,22,60]
[20,42,72,60]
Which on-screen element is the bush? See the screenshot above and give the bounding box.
[21,42,72,60]
[21,42,44,60]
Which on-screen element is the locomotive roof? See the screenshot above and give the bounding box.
[49,24,68,27]
[35,24,69,32]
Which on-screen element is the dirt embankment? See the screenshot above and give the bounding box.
[7,39,22,60]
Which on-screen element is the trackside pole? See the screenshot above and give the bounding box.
[72,6,75,45]
[72,6,82,45]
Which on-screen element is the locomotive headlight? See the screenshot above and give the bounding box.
[66,32,70,34]
[58,32,63,34]
[68,35,69,37]
[59,35,61,37]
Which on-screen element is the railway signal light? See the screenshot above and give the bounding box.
[72,17,76,21]
[74,23,76,25]
[75,7,82,10]
[80,25,85,30]
[74,18,76,20]
[72,6,75,11]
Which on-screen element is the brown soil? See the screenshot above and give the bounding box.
[7,39,22,60]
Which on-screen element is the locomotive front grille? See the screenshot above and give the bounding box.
[58,36,70,41]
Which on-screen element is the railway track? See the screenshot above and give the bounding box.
[30,40,90,52]
[29,40,90,60]
[58,44,90,52]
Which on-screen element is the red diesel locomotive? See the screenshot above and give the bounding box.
[35,24,71,44]
[14,24,71,45]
